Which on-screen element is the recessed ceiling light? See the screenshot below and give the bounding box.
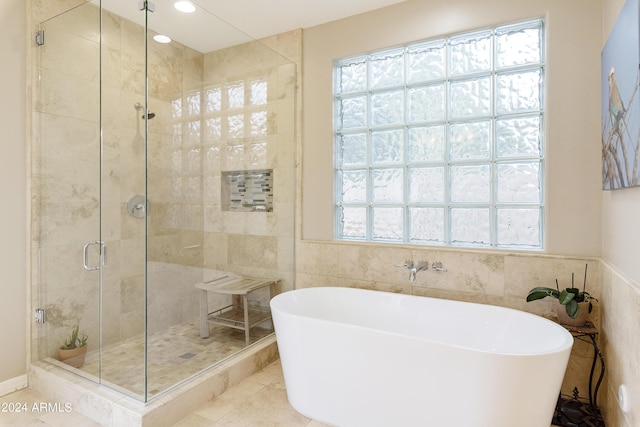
[153,34,172,44]
[174,1,196,13]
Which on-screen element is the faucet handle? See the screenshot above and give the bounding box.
[394,260,414,268]
[432,261,447,272]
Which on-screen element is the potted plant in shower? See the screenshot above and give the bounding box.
[58,325,88,368]
[526,264,597,327]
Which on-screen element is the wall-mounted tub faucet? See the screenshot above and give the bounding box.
[395,260,428,282]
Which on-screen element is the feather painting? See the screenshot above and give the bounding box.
[601,0,640,189]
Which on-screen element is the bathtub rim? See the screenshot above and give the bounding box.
[271,286,574,357]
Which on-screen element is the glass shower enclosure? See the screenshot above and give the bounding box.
[31,0,296,401]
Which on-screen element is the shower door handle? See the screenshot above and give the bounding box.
[83,241,107,271]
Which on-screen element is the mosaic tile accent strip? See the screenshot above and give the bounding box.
[222,169,273,212]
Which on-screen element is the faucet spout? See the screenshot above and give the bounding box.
[395,260,428,282]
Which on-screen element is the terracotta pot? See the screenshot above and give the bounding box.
[556,302,589,327]
[58,345,87,368]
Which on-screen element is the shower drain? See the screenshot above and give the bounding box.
[179,352,196,359]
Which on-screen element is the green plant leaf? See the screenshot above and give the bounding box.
[558,290,576,305]
[565,299,578,318]
[526,287,559,302]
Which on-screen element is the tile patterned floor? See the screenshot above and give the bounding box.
[78,321,271,399]
[173,360,329,427]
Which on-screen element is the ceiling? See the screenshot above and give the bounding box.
[98,0,408,53]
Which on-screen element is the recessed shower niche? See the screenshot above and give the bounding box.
[222,169,274,212]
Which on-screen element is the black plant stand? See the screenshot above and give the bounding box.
[553,321,605,427]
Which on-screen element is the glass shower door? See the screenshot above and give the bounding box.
[32,2,102,381]
[32,1,149,399]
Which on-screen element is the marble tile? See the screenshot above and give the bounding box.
[175,361,324,427]
[600,262,640,427]
[31,0,87,23]
[0,387,102,427]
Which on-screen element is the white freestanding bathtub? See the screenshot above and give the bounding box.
[271,287,573,427]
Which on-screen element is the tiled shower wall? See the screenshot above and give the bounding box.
[199,35,298,295]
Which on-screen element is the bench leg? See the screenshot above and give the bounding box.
[199,290,210,338]
[243,295,250,344]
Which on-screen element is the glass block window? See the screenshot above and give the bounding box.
[202,77,268,143]
[334,20,545,249]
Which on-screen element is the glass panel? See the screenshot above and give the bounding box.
[337,95,367,130]
[336,57,367,94]
[369,48,404,89]
[372,168,404,203]
[186,91,201,116]
[338,133,367,166]
[450,208,491,245]
[409,167,445,202]
[370,90,404,127]
[449,76,491,118]
[204,117,222,141]
[339,206,367,238]
[372,129,403,164]
[496,21,542,69]
[227,82,245,109]
[496,115,542,158]
[409,207,445,243]
[496,70,541,114]
[33,1,102,383]
[227,114,244,139]
[497,208,541,247]
[449,30,492,76]
[449,120,491,160]
[372,207,404,240]
[407,125,445,162]
[339,169,367,203]
[205,87,222,112]
[450,165,491,202]
[407,40,446,83]
[408,83,445,123]
[332,19,545,249]
[497,162,542,203]
[250,111,267,136]
[250,79,268,105]
[145,1,298,401]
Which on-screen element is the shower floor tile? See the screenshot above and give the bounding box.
[81,321,271,399]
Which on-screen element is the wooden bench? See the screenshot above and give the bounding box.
[196,275,277,343]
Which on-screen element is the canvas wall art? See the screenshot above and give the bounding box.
[601,0,640,190]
